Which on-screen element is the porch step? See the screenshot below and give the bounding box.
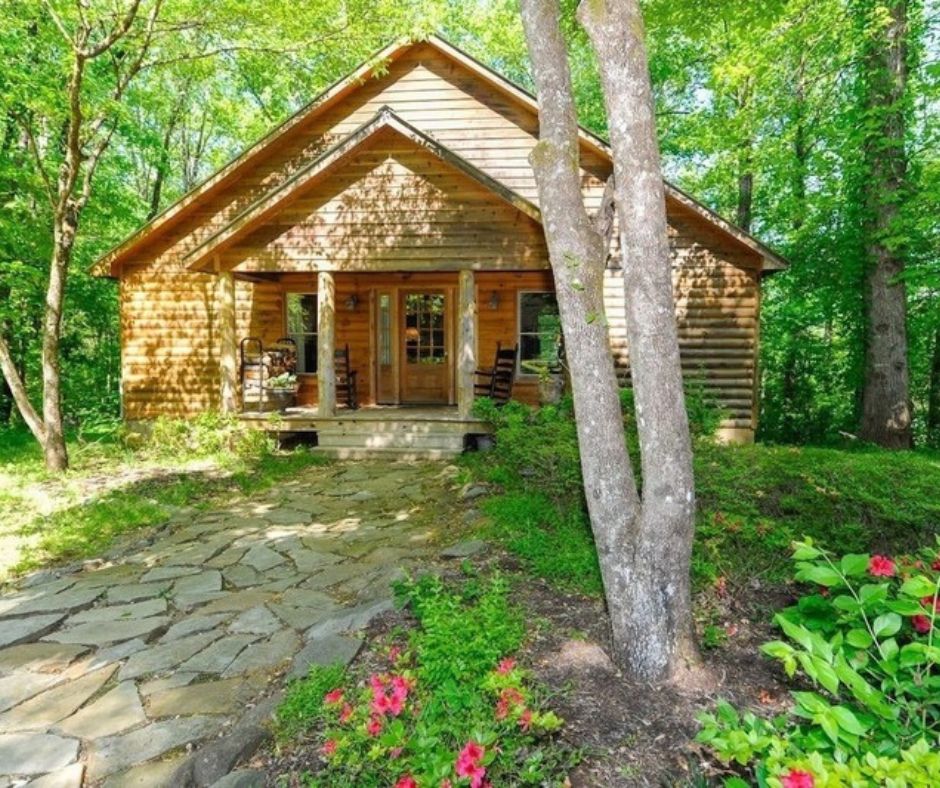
[316,426,466,454]
[314,446,462,461]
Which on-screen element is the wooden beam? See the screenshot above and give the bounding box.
[317,271,336,416]
[457,270,477,418]
[218,270,238,413]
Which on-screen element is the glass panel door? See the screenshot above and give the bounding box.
[400,292,450,404]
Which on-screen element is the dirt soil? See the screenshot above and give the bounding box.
[250,548,796,788]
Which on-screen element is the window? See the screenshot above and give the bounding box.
[404,293,446,365]
[518,291,561,375]
[286,293,318,373]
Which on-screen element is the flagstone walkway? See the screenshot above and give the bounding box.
[0,461,469,787]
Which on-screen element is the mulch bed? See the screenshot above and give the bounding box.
[249,549,796,787]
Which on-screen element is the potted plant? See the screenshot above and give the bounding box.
[537,364,564,405]
[264,371,298,412]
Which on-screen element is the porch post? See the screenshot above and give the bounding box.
[457,269,477,418]
[218,270,238,413]
[317,270,336,416]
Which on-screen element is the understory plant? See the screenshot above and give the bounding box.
[280,573,571,787]
[697,539,940,786]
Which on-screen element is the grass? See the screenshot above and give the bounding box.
[0,422,327,579]
[464,417,940,597]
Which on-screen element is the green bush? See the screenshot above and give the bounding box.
[280,574,573,787]
[697,539,940,786]
[142,412,273,462]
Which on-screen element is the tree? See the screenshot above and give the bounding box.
[519,0,697,682]
[856,0,915,448]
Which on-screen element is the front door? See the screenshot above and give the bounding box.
[400,291,450,404]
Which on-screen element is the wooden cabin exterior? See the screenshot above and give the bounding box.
[93,36,786,451]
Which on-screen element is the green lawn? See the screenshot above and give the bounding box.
[466,422,940,597]
[0,420,327,581]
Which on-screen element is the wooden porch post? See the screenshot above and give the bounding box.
[218,270,238,413]
[317,270,336,416]
[457,269,477,418]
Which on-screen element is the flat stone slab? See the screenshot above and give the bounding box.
[139,566,200,584]
[2,587,102,618]
[67,598,167,625]
[241,545,286,573]
[158,613,231,643]
[119,631,221,681]
[0,732,80,776]
[56,681,145,740]
[305,598,394,640]
[106,583,169,605]
[147,675,266,717]
[289,634,362,680]
[0,643,87,674]
[221,565,263,589]
[23,762,85,788]
[178,634,258,674]
[229,606,282,636]
[200,590,275,615]
[208,769,265,788]
[0,664,117,733]
[0,614,65,649]
[172,570,222,597]
[88,717,218,779]
[43,616,170,647]
[440,539,487,558]
[99,755,186,788]
[0,672,61,714]
[221,629,299,677]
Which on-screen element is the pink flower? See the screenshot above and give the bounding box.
[931,557,940,571]
[391,675,412,701]
[456,740,485,784]
[440,781,453,788]
[390,747,403,759]
[395,776,417,788]
[339,703,354,723]
[322,739,337,757]
[323,688,344,705]
[388,645,402,663]
[366,716,382,737]
[869,555,896,577]
[781,770,814,788]
[912,614,932,634]
[387,693,405,717]
[519,708,533,731]
[371,692,392,716]
[921,595,940,613]
[369,674,388,693]
[496,657,516,674]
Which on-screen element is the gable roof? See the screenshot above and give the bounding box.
[92,34,787,277]
[185,107,542,272]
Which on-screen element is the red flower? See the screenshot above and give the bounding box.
[496,657,516,674]
[388,645,402,663]
[366,717,382,737]
[931,556,940,571]
[390,747,403,759]
[921,595,940,613]
[339,703,354,723]
[519,708,533,731]
[912,614,932,634]
[369,674,388,693]
[781,770,814,788]
[440,781,453,788]
[323,688,344,705]
[322,739,337,757]
[868,555,896,577]
[371,692,392,716]
[456,741,485,778]
[394,776,417,788]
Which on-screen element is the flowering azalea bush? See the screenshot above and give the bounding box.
[698,539,940,787]
[289,574,571,787]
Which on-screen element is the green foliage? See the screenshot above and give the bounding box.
[697,540,940,786]
[143,412,274,463]
[276,664,348,741]
[279,574,573,787]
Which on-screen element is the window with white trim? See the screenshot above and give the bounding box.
[285,293,318,373]
[517,291,561,375]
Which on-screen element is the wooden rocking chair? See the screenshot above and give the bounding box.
[474,343,517,405]
[335,344,359,410]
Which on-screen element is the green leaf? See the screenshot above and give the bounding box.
[775,614,813,650]
[885,598,925,616]
[845,628,873,648]
[797,565,843,587]
[840,553,870,576]
[859,584,888,606]
[872,613,901,638]
[792,541,821,560]
[899,576,937,598]
[830,705,868,735]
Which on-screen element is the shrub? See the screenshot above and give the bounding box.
[282,574,573,787]
[142,412,273,462]
[697,539,940,786]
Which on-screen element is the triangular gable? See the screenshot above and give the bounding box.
[185,107,541,272]
[92,34,787,277]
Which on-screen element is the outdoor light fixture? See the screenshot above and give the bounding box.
[488,291,500,310]
[345,294,359,311]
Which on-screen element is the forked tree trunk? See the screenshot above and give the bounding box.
[520,0,698,682]
[858,0,913,449]
[578,0,698,676]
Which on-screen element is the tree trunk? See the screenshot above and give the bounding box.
[520,0,698,682]
[858,0,912,449]
[579,0,698,678]
[736,168,753,232]
[927,325,940,449]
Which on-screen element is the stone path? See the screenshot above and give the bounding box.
[0,462,467,787]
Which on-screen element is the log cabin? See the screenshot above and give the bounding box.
[91,35,787,457]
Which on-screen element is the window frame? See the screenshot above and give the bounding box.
[284,291,319,375]
[516,290,561,378]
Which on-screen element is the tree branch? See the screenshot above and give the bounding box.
[0,334,44,442]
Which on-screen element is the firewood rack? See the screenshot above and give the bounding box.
[240,336,298,412]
